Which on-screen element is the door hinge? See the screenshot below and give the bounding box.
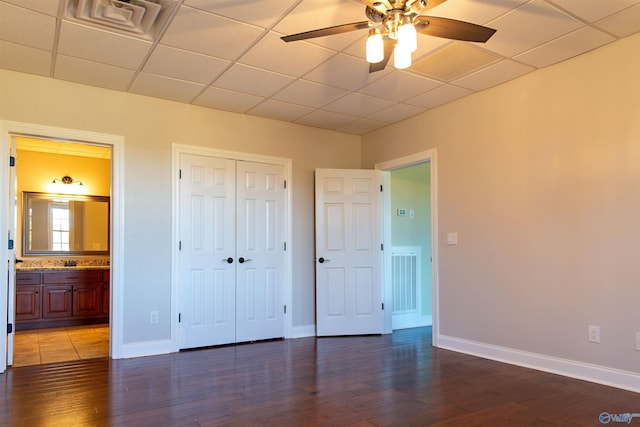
[284,305,287,314]
[380,185,383,192]
[179,241,182,250]
[178,313,182,323]
[381,243,383,251]
[9,156,15,167]
[381,303,384,310]
[284,242,287,251]
[8,239,14,250]
[283,180,287,189]
[7,323,13,334]
[179,169,182,179]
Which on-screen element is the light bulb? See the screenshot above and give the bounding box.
[366,32,384,63]
[393,43,412,69]
[398,23,417,53]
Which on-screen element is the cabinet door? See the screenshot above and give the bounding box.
[102,271,110,315]
[73,284,102,317]
[43,285,73,318]
[15,285,41,321]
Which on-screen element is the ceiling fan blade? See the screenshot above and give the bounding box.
[281,21,370,42]
[369,37,395,73]
[415,16,496,43]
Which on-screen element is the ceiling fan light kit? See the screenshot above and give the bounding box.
[281,0,496,73]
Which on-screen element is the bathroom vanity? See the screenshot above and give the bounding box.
[15,268,110,330]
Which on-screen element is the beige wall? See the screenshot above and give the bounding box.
[1,69,361,342]
[363,33,640,374]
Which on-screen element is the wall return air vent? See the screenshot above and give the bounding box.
[65,0,177,40]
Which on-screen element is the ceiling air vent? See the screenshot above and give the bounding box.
[65,0,177,40]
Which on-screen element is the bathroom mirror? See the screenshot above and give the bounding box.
[22,192,110,256]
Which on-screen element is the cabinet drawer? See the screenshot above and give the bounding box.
[16,272,41,285]
[43,270,102,284]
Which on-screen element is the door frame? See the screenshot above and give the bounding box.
[0,120,125,373]
[375,149,439,347]
[171,144,293,351]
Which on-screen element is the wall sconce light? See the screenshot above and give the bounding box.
[48,175,88,194]
[52,175,83,186]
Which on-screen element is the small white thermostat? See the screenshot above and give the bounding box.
[397,209,406,216]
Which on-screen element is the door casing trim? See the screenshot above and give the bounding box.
[375,149,439,347]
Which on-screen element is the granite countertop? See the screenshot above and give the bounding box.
[16,265,110,271]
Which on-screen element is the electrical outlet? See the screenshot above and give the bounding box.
[635,332,640,351]
[150,311,159,324]
[588,325,600,343]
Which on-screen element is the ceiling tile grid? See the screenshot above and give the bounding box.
[0,0,639,135]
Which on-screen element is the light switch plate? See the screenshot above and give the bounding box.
[447,232,458,245]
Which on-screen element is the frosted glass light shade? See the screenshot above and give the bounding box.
[398,23,417,53]
[393,43,412,69]
[366,33,384,63]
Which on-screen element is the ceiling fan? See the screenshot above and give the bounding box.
[281,0,496,72]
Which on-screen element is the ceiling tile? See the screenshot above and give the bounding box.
[143,45,230,84]
[54,55,135,91]
[240,31,336,77]
[0,41,51,76]
[213,64,295,97]
[0,2,56,50]
[193,86,264,113]
[323,93,395,117]
[366,103,424,123]
[514,27,615,68]
[274,0,367,50]
[248,99,315,122]
[595,3,640,38]
[359,71,442,102]
[160,5,264,59]
[426,0,529,25]
[303,53,391,90]
[185,0,299,29]
[547,0,640,22]
[295,109,358,130]
[452,59,534,91]
[411,42,500,81]
[272,79,348,108]
[58,21,152,69]
[337,118,389,135]
[1,0,60,16]
[483,0,584,57]
[406,84,474,109]
[129,73,206,103]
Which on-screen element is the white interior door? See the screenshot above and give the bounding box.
[179,154,236,349]
[235,161,285,342]
[315,169,384,336]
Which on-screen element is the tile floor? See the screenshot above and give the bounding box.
[12,325,109,367]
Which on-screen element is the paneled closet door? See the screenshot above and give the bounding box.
[235,161,286,342]
[179,154,236,349]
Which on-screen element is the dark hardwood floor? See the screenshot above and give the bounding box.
[1,327,637,426]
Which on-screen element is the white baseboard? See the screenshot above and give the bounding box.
[120,339,173,359]
[438,335,640,394]
[289,324,316,339]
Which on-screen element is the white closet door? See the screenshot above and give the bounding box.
[235,161,286,342]
[179,154,236,349]
[315,169,384,336]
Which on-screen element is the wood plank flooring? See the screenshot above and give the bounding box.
[1,327,637,426]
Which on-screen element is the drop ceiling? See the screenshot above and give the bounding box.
[1,0,639,135]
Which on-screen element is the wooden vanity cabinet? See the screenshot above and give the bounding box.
[16,269,109,330]
[15,272,41,321]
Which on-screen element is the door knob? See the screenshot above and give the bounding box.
[318,257,330,263]
[238,257,252,263]
[222,257,233,264]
